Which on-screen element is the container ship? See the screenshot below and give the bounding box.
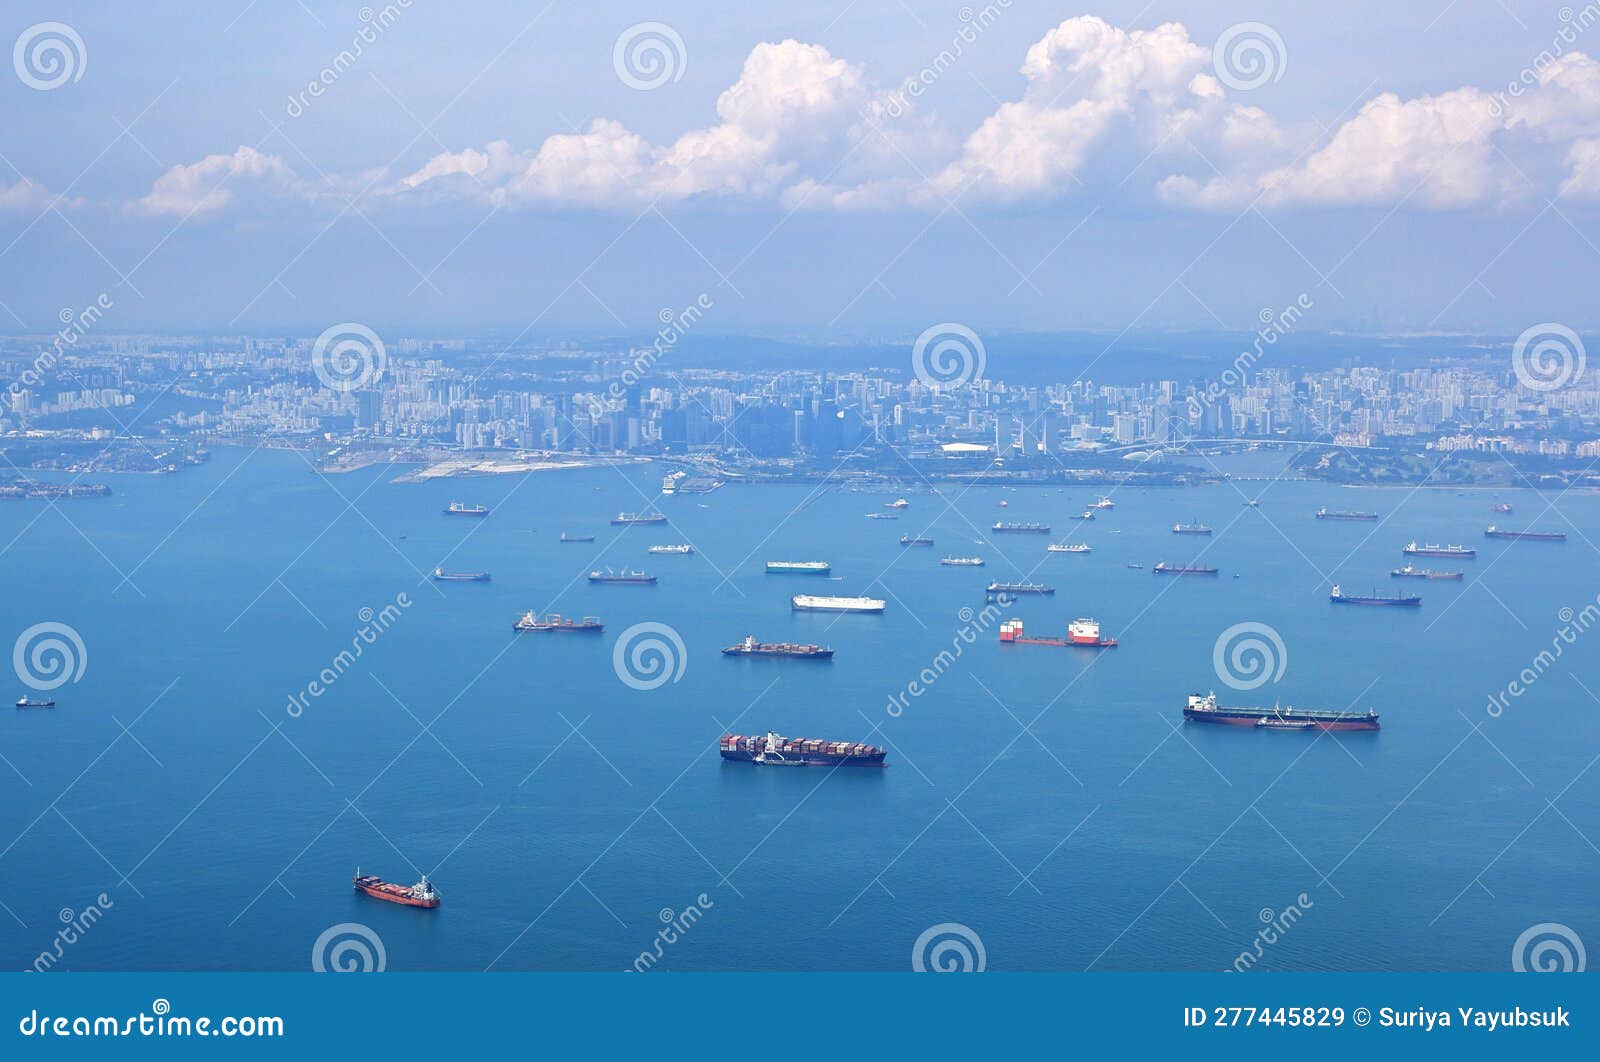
[720,732,887,767]
[1153,562,1218,575]
[766,560,830,575]
[1485,526,1566,542]
[1403,541,1476,559]
[648,544,695,555]
[15,697,55,708]
[1330,584,1420,606]
[513,611,603,633]
[1172,522,1213,535]
[432,567,491,582]
[722,636,834,659]
[987,581,1055,596]
[791,594,885,614]
[1390,565,1463,581]
[611,512,667,526]
[999,618,1116,648]
[443,501,489,517]
[588,568,657,585]
[1184,693,1379,732]
[353,869,440,908]
[940,556,984,566]
[994,521,1050,534]
[1315,508,1379,521]
[899,535,935,547]
[1047,543,1091,554]
[559,532,595,543]
[1090,495,1115,510]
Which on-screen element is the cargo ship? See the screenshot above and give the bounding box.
[722,635,834,659]
[1484,526,1566,542]
[1315,508,1379,521]
[353,869,440,908]
[1403,541,1476,559]
[513,611,603,633]
[432,567,491,582]
[987,581,1055,596]
[993,521,1050,534]
[1090,495,1115,510]
[1172,522,1213,535]
[791,594,886,614]
[1391,565,1463,581]
[1047,543,1091,553]
[999,617,1117,648]
[940,556,984,566]
[766,560,830,575]
[15,697,55,708]
[865,512,898,520]
[1330,584,1420,607]
[611,512,667,526]
[1491,503,1513,514]
[1153,562,1218,575]
[899,535,935,547]
[559,532,595,543]
[588,568,657,585]
[1184,692,1379,732]
[720,732,887,767]
[443,501,489,517]
[648,544,695,555]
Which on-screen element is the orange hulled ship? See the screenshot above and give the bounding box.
[353,869,440,909]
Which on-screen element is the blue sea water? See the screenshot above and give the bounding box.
[1,447,1597,972]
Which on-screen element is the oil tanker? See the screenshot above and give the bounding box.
[720,732,887,767]
[1330,584,1420,606]
[353,869,440,908]
[1184,693,1379,731]
[1484,526,1566,542]
[722,635,833,659]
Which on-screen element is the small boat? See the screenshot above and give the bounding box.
[15,697,55,708]
[432,567,490,582]
[648,544,695,555]
[559,533,596,543]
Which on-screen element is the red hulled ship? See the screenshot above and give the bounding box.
[353,869,440,908]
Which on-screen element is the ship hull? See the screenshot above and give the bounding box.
[722,648,834,659]
[791,603,884,613]
[1184,708,1379,731]
[766,565,831,575]
[1484,531,1566,542]
[720,749,886,766]
[354,883,440,908]
[1331,596,1420,606]
[1403,548,1475,559]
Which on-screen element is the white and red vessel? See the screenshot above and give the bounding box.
[999,617,1117,648]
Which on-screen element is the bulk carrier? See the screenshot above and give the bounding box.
[1484,526,1566,542]
[1403,541,1476,559]
[1153,562,1218,576]
[513,612,603,633]
[588,568,657,585]
[1330,584,1420,606]
[993,521,1051,534]
[1184,693,1379,732]
[722,636,834,659]
[353,869,440,908]
[432,567,490,582]
[1391,565,1462,581]
[1172,522,1213,535]
[611,512,667,526]
[720,732,887,767]
[987,581,1055,596]
[899,535,935,547]
[442,502,489,517]
[1315,508,1379,521]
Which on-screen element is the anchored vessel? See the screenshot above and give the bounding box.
[994,521,1051,534]
[1403,541,1476,559]
[513,611,603,633]
[1491,503,1513,514]
[1485,526,1566,542]
[720,732,887,767]
[648,544,695,555]
[865,512,899,520]
[15,697,55,708]
[940,556,985,566]
[432,567,491,582]
[1184,692,1379,732]
[1047,543,1091,553]
[766,560,830,575]
[884,498,910,509]
[559,532,596,543]
[791,594,886,614]
[1172,522,1213,535]
[899,535,935,547]
[588,568,657,585]
[353,869,440,908]
[1330,584,1420,606]
[1090,495,1115,510]
[1315,508,1379,521]
[611,512,667,526]
[1070,510,1096,521]
[987,581,1055,596]
[999,618,1117,648]
[1154,562,1218,575]
[722,635,834,659]
[1391,565,1463,581]
[443,501,489,517]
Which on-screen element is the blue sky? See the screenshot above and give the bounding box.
[2,1,1598,340]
